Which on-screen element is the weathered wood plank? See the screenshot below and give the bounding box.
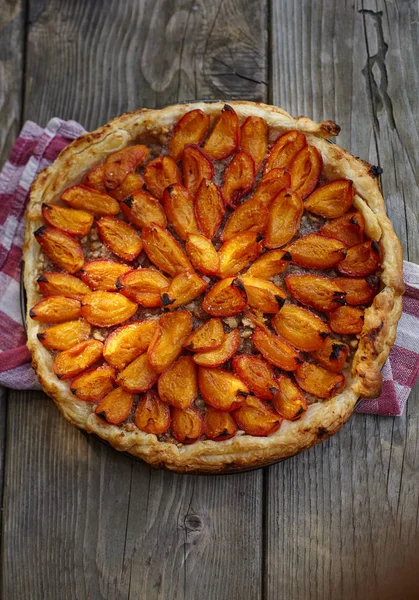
[2,1,268,599]
[267,1,419,598]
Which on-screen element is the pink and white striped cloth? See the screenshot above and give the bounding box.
[0,118,418,415]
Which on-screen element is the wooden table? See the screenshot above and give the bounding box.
[1,1,418,598]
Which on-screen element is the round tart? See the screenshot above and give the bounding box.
[24,101,404,473]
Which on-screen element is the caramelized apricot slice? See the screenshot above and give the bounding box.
[95,388,134,424]
[81,291,137,327]
[183,318,224,353]
[221,151,255,207]
[142,224,192,277]
[265,130,307,173]
[195,179,225,240]
[83,164,106,193]
[37,272,90,301]
[240,116,268,173]
[290,145,322,199]
[271,375,307,421]
[104,144,149,190]
[37,319,91,351]
[70,365,115,402]
[61,185,120,216]
[286,234,346,269]
[245,250,291,279]
[134,390,171,434]
[202,277,247,317]
[116,352,158,393]
[264,189,304,248]
[218,231,262,278]
[233,397,282,436]
[147,311,193,373]
[337,240,380,277]
[203,105,240,160]
[252,328,301,371]
[198,367,248,411]
[182,144,214,196]
[143,156,181,201]
[96,216,143,262]
[162,271,207,309]
[30,296,81,323]
[162,183,199,240]
[305,179,354,218]
[285,274,346,312]
[329,305,365,334]
[272,305,330,351]
[53,339,103,380]
[319,211,365,247]
[251,168,291,208]
[185,233,220,276]
[157,356,197,409]
[169,109,211,161]
[295,362,345,399]
[193,329,240,367]
[171,407,204,444]
[42,204,93,237]
[81,260,131,291]
[108,172,144,201]
[237,276,286,314]
[103,320,158,370]
[204,408,238,441]
[120,190,167,229]
[333,276,379,306]
[232,354,277,400]
[313,338,349,373]
[116,268,170,307]
[221,196,269,241]
[34,226,84,274]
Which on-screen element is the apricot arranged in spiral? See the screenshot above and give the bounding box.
[95,388,135,425]
[134,390,171,434]
[34,226,84,274]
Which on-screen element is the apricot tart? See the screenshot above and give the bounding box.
[24,101,404,473]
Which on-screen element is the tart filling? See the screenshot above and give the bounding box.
[24,101,404,472]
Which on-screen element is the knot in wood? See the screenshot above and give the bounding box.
[184,514,204,532]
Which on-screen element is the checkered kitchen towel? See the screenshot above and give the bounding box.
[0,118,418,415]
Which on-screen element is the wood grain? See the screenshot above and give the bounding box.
[2,1,268,599]
[268,1,419,598]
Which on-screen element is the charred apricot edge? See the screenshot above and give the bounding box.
[108,172,144,201]
[295,362,345,399]
[116,268,169,307]
[221,150,255,207]
[264,189,304,249]
[203,104,240,160]
[157,356,197,409]
[328,305,365,334]
[264,130,307,173]
[195,179,225,240]
[171,407,204,444]
[333,276,379,306]
[169,110,211,161]
[42,204,93,237]
[240,116,268,173]
[162,183,199,240]
[304,179,354,219]
[115,352,159,393]
[61,185,120,216]
[193,329,240,367]
[70,365,116,402]
[103,320,158,371]
[185,233,220,276]
[104,144,149,190]
[202,277,247,317]
[142,224,192,277]
[237,276,286,314]
[81,291,138,327]
[337,240,381,277]
[218,231,262,278]
[120,190,167,229]
[271,305,330,351]
[286,234,346,269]
[95,388,134,424]
[221,196,269,241]
[182,144,214,196]
[30,296,82,323]
[232,354,277,400]
[162,271,207,310]
[81,260,131,291]
[252,328,302,371]
[204,408,238,442]
[53,339,103,380]
[134,390,171,434]
[290,145,322,199]
[313,338,349,373]
[96,216,143,262]
[143,156,182,201]
[198,367,248,411]
[285,274,346,312]
[37,272,90,301]
[183,318,225,353]
[147,311,193,373]
[245,250,292,279]
[37,319,91,351]
[271,375,307,421]
[34,226,84,274]
[319,210,365,247]
[233,397,282,436]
